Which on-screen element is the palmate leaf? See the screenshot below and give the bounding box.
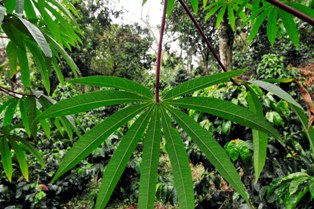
[168,97,280,138]
[69,76,153,99]
[95,106,153,209]
[138,107,161,209]
[36,90,148,121]
[163,69,246,100]
[247,87,268,183]
[52,104,149,182]
[161,108,194,209]
[166,106,249,202]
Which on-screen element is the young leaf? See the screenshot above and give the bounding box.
[166,106,249,202]
[163,69,246,100]
[247,87,268,183]
[17,17,52,57]
[0,137,13,182]
[161,108,195,209]
[168,97,280,138]
[16,45,31,88]
[4,99,18,126]
[95,107,153,209]
[139,107,161,209]
[19,96,37,138]
[249,80,302,109]
[216,5,227,28]
[18,137,45,167]
[37,90,148,121]
[267,8,278,46]
[52,104,149,182]
[69,76,153,99]
[9,139,29,181]
[227,5,235,31]
[278,9,298,46]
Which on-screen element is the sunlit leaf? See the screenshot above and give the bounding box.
[227,5,235,30]
[190,0,199,13]
[24,0,36,19]
[167,0,175,16]
[4,0,16,13]
[161,108,194,209]
[95,107,153,209]
[216,5,227,28]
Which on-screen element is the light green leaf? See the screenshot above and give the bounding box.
[190,0,199,13]
[40,118,51,139]
[168,97,280,138]
[166,106,249,202]
[139,107,161,209]
[46,34,80,77]
[16,45,31,87]
[267,8,277,46]
[59,117,73,141]
[46,0,73,18]
[95,107,153,209]
[6,41,18,78]
[37,90,148,121]
[17,17,52,57]
[278,9,298,46]
[248,10,268,44]
[4,99,18,126]
[52,104,149,182]
[18,137,45,167]
[167,0,175,16]
[309,177,314,199]
[286,2,314,19]
[161,108,194,209]
[216,5,227,28]
[247,87,268,183]
[15,0,24,15]
[19,96,37,138]
[250,80,302,109]
[69,76,153,99]
[0,7,6,24]
[163,69,246,100]
[52,56,64,84]
[0,137,13,182]
[227,5,235,31]
[9,139,29,181]
[205,5,220,21]
[24,0,37,19]
[4,0,16,13]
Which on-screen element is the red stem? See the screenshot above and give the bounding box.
[155,0,168,103]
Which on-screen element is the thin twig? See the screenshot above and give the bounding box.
[155,0,168,103]
[266,0,314,26]
[0,86,34,98]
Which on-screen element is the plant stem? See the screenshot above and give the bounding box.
[0,86,34,98]
[155,0,168,103]
[266,0,314,25]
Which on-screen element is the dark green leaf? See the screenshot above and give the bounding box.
[24,0,37,19]
[17,17,52,57]
[139,107,161,209]
[166,106,249,202]
[0,138,13,182]
[309,177,314,199]
[286,2,314,19]
[9,139,29,181]
[278,9,298,46]
[163,69,246,100]
[248,10,268,44]
[16,45,31,87]
[37,90,148,121]
[19,96,37,138]
[161,108,195,209]
[168,97,280,138]
[6,41,18,78]
[52,104,149,182]
[69,76,153,99]
[95,107,153,209]
[19,137,45,167]
[267,8,277,46]
[247,87,268,183]
[4,99,18,126]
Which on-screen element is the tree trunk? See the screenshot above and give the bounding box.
[218,16,234,70]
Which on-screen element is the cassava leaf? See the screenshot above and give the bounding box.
[161,108,195,209]
[0,137,13,182]
[52,104,149,182]
[247,87,268,183]
[138,107,161,209]
[95,106,153,209]
[168,97,280,138]
[166,106,249,202]
[286,2,314,19]
[163,69,246,100]
[37,90,148,121]
[69,76,153,99]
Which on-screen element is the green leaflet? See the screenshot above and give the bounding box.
[161,108,194,209]
[19,96,37,138]
[24,0,37,19]
[138,107,161,209]
[69,76,153,99]
[4,99,18,127]
[228,5,235,31]
[9,139,29,181]
[17,17,52,57]
[6,41,18,78]
[205,5,220,21]
[16,45,31,87]
[250,80,302,109]
[0,138,13,182]
[168,97,280,138]
[248,10,268,44]
[286,2,314,19]
[216,5,227,28]
[267,8,277,46]
[278,9,298,46]
[167,0,175,16]
[46,0,73,18]
[166,106,249,202]
[37,90,148,121]
[19,137,45,167]
[4,0,16,13]
[52,104,149,182]
[190,0,199,13]
[247,87,268,183]
[163,69,246,100]
[95,106,153,209]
